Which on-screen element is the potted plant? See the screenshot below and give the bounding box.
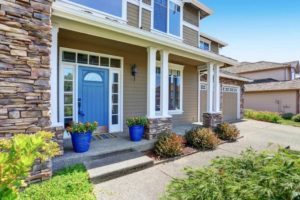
[66,121,98,153]
[126,117,148,142]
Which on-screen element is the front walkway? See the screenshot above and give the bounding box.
[93,120,300,200]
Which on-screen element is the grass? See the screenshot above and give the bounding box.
[20,164,95,200]
[278,119,300,127]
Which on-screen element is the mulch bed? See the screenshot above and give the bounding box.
[144,135,244,165]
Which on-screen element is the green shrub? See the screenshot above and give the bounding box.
[292,114,300,122]
[154,133,185,158]
[281,112,295,120]
[162,148,300,200]
[185,128,219,150]
[126,116,148,127]
[20,164,95,200]
[244,109,282,123]
[0,131,60,200]
[215,123,240,142]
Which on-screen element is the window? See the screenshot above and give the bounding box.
[154,0,182,37]
[69,0,123,18]
[200,41,210,51]
[84,72,103,82]
[111,72,120,125]
[63,67,74,127]
[155,65,183,114]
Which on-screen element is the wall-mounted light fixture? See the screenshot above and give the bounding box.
[131,64,138,80]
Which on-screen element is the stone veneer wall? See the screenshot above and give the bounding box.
[202,112,222,128]
[0,0,63,182]
[145,117,172,139]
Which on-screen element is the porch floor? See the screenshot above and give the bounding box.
[53,125,196,171]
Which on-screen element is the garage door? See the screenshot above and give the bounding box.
[222,86,239,122]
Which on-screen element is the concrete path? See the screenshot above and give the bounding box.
[93,120,300,200]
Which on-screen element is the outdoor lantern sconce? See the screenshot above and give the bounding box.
[131,64,138,80]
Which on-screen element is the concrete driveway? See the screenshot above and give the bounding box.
[94,120,300,200]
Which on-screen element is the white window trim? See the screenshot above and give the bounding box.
[151,0,183,40]
[59,47,124,133]
[156,61,184,115]
[199,37,211,51]
[60,0,127,23]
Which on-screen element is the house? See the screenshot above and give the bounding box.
[0,0,250,181]
[224,61,300,114]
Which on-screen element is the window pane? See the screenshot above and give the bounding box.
[84,73,103,82]
[69,0,122,17]
[64,106,73,117]
[155,67,161,111]
[64,81,73,92]
[64,94,73,104]
[100,57,109,67]
[113,73,119,83]
[62,51,76,62]
[112,115,118,125]
[154,0,167,33]
[77,53,88,64]
[169,69,181,110]
[110,59,121,68]
[112,84,118,93]
[112,105,118,115]
[169,1,181,36]
[112,94,118,104]
[89,55,99,65]
[64,68,73,80]
[64,118,73,127]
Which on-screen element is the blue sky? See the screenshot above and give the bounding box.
[199,0,300,63]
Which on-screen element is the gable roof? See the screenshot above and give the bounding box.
[224,61,299,74]
[245,79,300,92]
[200,32,228,47]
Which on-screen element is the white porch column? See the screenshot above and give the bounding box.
[50,25,59,127]
[213,64,221,113]
[147,47,157,118]
[160,50,170,117]
[206,63,214,113]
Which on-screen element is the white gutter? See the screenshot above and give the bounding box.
[52,1,238,66]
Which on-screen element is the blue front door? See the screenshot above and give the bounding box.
[78,66,109,129]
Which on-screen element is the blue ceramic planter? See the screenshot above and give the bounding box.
[70,131,92,153]
[129,125,145,142]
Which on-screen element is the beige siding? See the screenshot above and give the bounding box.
[142,0,151,5]
[241,68,288,81]
[127,3,139,28]
[183,26,198,47]
[183,4,199,26]
[210,41,219,54]
[141,8,151,31]
[223,92,238,121]
[173,66,198,125]
[245,91,298,114]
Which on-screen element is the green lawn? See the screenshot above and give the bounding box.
[20,164,95,200]
[278,119,300,127]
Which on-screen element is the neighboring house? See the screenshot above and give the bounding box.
[0,0,249,181]
[225,61,300,114]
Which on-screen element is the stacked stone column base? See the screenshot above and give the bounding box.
[145,117,172,140]
[203,112,223,128]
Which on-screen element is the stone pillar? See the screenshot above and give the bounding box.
[203,112,223,128]
[145,117,172,140]
[0,0,63,182]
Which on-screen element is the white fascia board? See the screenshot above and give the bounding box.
[200,32,228,47]
[182,0,213,16]
[52,1,238,66]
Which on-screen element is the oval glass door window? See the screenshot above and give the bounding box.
[84,72,103,82]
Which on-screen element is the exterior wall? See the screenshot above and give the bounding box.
[142,0,151,5]
[183,26,199,47]
[245,90,298,114]
[210,41,219,54]
[127,3,139,28]
[183,4,199,26]
[240,68,289,81]
[141,8,151,31]
[0,0,64,183]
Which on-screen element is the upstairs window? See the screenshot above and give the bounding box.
[200,41,210,51]
[154,0,182,37]
[69,0,123,18]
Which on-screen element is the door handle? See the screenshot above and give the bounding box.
[78,98,85,117]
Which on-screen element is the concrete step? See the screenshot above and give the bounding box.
[84,150,154,184]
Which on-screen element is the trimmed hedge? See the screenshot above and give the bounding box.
[281,112,295,120]
[215,123,240,142]
[185,128,219,150]
[154,133,185,158]
[244,109,282,123]
[292,114,300,122]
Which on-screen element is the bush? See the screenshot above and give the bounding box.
[154,133,185,158]
[126,116,148,127]
[244,109,282,123]
[215,123,240,142]
[292,114,300,122]
[0,131,60,199]
[185,128,219,150]
[20,164,95,200]
[162,148,300,200]
[281,112,295,120]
